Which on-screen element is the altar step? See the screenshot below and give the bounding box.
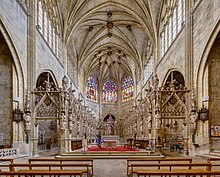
[57,151,165,159]
[195,150,220,159]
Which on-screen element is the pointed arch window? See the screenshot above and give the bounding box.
[86,76,98,102]
[36,0,60,59]
[102,80,117,103]
[160,0,185,57]
[122,76,134,102]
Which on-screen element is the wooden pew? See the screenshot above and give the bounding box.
[0,158,14,171]
[0,170,84,177]
[136,170,220,177]
[29,157,94,176]
[1,170,220,177]
[127,157,192,176]
[129,163,211,177]
[10,163,91,177]
[207,158,220,171]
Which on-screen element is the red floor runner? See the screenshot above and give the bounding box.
[84,145,139,152]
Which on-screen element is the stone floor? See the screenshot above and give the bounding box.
[4,150,205,177]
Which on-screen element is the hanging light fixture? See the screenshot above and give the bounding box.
[198,104,209,121]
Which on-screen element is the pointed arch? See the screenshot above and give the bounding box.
[36,70,58,89]
[102,80,117,103]
[86,75,98,102]
[122,75,134,102]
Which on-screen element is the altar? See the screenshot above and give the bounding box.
[102,135,120,145]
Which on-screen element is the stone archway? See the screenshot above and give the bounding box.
[0,31,13,146]
[159,71,189,153]
[208,32,220,151]
[33,72,60,154]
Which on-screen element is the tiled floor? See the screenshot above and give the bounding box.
[3,150,206,177]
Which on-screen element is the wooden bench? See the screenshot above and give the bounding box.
[0,158,14,171]
[207,158,220,171]
[127,157,192,176]
[0,170,84,176]
[10,163,91,177]
[2,170,220,177]
[129,163,211,177]
[29,157,94,176]
[136,170,220,177]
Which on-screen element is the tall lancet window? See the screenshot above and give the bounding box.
[86,76,98,102]
[122,76,134,102]
[102,80,117,103]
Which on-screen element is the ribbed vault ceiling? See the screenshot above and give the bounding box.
[57,0,163,85]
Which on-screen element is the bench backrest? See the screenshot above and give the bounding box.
[207,158,220,171]
[136,170,220,176]
[207,158,220,163]
[130,163,211,175]
[0,170,84,177]
[10,163,90,172]
[28,158,93,174]
[0,158,14,171]
[127,158,192,175]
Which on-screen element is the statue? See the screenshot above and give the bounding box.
[189,87,197,132]
[24,88,31,133]
[68,112,74,134]
[189,112,198,133]
[23,112,31,133]
[62,75,69,91]
[153,73,159,90]
[155,111,161,130]
[147,113,152,130]
[60,112,67,130]
[106,114,114,135]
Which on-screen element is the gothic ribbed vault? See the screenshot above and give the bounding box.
[56,0,163,85]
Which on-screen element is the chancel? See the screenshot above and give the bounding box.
[0,0,220,176]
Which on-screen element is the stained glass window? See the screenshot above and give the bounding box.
[122,76,134,102]
[102,80,117,103]
[86,76,98,102]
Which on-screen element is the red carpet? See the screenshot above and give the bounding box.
[84,145,139,152]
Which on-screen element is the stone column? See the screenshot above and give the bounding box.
[32,122,39,156]
[184,0,193,156]
[27,0,37,156]
[60,112,67,154]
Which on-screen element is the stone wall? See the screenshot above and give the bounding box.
[0,0,28,75]
[86,100,99,120]
[208,33,220,125]
[157,28,186,86]
[0,32,13,145]
[35,31,65,86]
[193,0,220,104]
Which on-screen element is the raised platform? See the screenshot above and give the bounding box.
[57,153,164,159]
[58,145,164,159]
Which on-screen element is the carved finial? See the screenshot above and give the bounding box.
[191,86,197,112]
[25,88,31,113]
[153,73,159,90]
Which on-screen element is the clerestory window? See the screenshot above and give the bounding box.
[160,0,185,58]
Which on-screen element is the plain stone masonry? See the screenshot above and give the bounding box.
[0,32,13,145]
[209,34,220,125]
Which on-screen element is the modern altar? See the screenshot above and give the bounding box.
[102,135,120,145]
